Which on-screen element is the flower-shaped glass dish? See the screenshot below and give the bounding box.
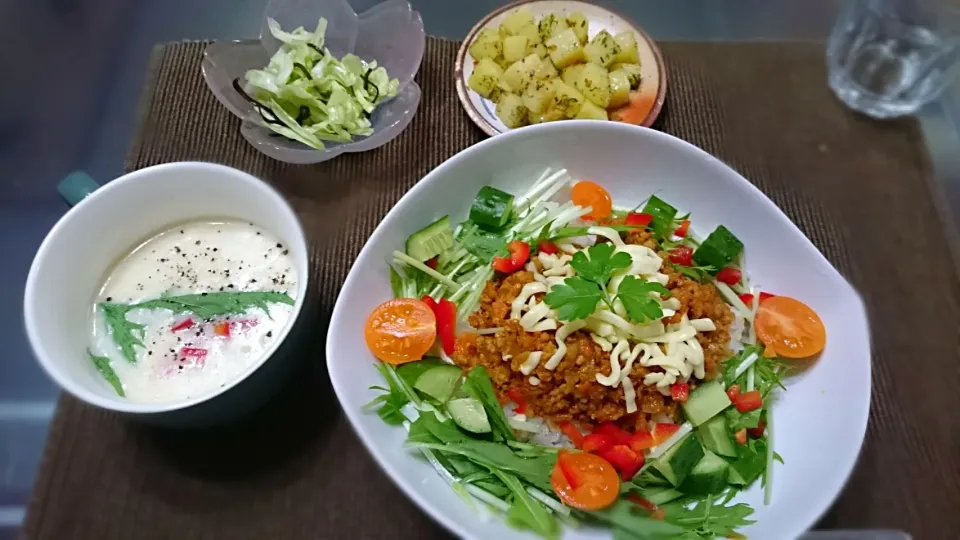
[202,0,425,164]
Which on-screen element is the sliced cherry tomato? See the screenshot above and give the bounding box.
[595,422,630,445]
[734,428,748,445]
[748,419,766,439]
[716,266,742,285]
[425,257,438,270]
[507,388,528,414]
[627,430,655,452]
[559,422,585,449]
[754,296,826,358]
[492,240,531,273]
[582,432,614,454]
[538,240,559,255]
[670,383,690,403]
[726,384,741,402]
[364,298,436,364]
[171,318,194,332]
[625,212,654,227]
[571,181,613,220]
[600,444,644,480]
[668,245,694,266]
[674,219,690,238]
[551,451,620,511]
[213,322,231,337]
[651,423,680,445]
[734,390,763,413]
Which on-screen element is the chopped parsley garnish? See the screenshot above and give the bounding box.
[617,276,670,323]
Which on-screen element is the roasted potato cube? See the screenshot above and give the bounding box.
[561,64,585,87]
[534,57,558,80]
[501,53,541,92]
[546,28,584,69]
[494,56,511,70]
[574,62,611,107]
[496,93,529,128]
[522,79,557,115]
[500,8,535,36]
[613,31,640,64]
[529,106,566,124]
[566,12,589,44]
[469,28,502,60]
[516,23,541,45]
[607,69,632,108]
[551,80,586,118]
[503,35,529,63]
[528,41,548,59]
[611,63,643,89]
[538,13,569,42]
[575,100,608,120]
[583,30,621,68]
[467,58,505,99]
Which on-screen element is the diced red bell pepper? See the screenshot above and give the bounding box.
[421,295,437,309]
[420,296,457,355]
[595,422,630,445]
[748,419,766,439]
[559,422,585,449]
[760,291,775,302]
[538,240,559,255]
[726,384,741,402]
[425,257,438,270]
[180,347,207,358]
[668,245,694,266]
[627,493,659,513]
[625,212,654,227]
[738,292,775,307]
[507,389,528,414]
[557,452,584,489]
[627,430,655,452]
[670,383,690,403]
[674,219,690,238]
[651,423,680,445]
[171,318,195,332]
[492,240,531,273]
[734,390,763,413]
[735,428,748,445]
[716,266,742,285]
[600,444,644,480]
[214,322,231,337]
[581,432,614,454]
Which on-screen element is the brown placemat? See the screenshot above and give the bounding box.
[21,38,960,539]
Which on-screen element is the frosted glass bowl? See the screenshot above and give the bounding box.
[202,0,425,164]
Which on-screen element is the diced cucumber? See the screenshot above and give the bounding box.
[640,195,678,237]
[405,216,454,262]
[678,450,730,496]
[697,415,737,458]
[650,433,704,486]
[728,440,767,486]
[638,487,683,505]
[413,364,463,404]
[469,186,514,231]
[693,225,743,271]
[447,397,492,433]
[681,380,732,426]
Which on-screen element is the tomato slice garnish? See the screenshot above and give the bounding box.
[625,212,653,227]
[754,295,826,358]
[571,180,612,220]
[550,451,620,511]
[668,246,693,266]
[364,298,436,364]
[538,240,559,255]
[734,390,763,412]
[716,266,742,285]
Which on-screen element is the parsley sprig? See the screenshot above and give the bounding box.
[543,244,670,323]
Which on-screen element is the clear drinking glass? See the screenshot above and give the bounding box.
[827,0,960,118]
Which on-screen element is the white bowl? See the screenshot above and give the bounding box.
[24,162,310,426]
[327,121,871,539]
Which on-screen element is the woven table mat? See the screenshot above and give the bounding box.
[21,38,960,539]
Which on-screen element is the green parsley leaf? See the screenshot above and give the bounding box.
[616,276,670,323]
[570,243,632,285]
[543,277,603,321]
[88,349,124,396]
[662,495,755,539]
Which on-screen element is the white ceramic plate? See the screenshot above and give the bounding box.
[327,121,871,540]
[455,0,666,137]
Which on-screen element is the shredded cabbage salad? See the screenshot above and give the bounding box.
[239,18,400,150]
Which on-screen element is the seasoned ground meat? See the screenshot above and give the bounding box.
[454,230,733,430]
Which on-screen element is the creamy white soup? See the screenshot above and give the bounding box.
[88,221,298,403]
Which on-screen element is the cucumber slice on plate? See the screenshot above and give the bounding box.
[447,397,492,433]
[678,450,731,496]
[406,216,454,262]
[693,225,743,271]
[650,433,704,486]
[697,415,737,458]
[681,380,732,426]
[469,186,514,231]
[413,364,463,403]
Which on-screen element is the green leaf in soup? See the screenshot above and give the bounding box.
[100,303,146,364]
[131,291,294,320]
[88,350,124,397]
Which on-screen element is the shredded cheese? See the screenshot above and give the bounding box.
[596,340,629,385]
[511,282,547,320]
[545,320,586,369]
[520,351,543,375]
[528,376,541,386]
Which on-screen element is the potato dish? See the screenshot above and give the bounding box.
[467,8,643,128]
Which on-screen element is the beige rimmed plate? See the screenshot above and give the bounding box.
[455,0,667,137]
